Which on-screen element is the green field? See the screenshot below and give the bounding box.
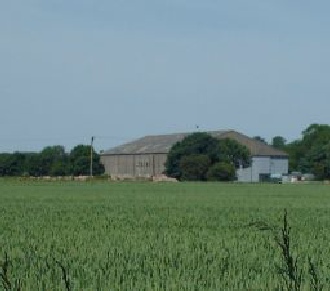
[1,181,330,290]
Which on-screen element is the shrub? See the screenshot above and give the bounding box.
[180,154,211,181]
[206,162,236,181]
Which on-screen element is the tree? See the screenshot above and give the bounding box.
[207,162,236,181]
[0,154,19,176]
[0,154,7,176]
[217,138,250,168]
[0,144,105,177]
[272,136,286,149]
[24,153,42,176]
[165,132,219,180]
[285,140,304,173]
[253,136,267,144]
[285,124,330,180]
[0,153,26,176]
[179,154,211,181]
[70,145,104,176]
[50,161,68,176]
[165,132,251,181]
[40,145,68,176]
[305,140,330,180]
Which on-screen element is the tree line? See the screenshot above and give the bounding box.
[0,145,104,177]
[279,123,330,180]
[1,123,330,180]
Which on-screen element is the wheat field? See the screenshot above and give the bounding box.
[1,180,330,290]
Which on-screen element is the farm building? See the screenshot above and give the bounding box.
[100,130,288,182]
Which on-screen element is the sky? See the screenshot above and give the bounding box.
[1,1,329,153]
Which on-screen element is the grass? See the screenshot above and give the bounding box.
[1,180,330,290]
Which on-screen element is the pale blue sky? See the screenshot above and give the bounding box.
[1,1,329,152]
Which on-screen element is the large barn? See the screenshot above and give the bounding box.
[100,130,288,182]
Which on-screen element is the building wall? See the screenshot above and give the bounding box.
[100,153,167,178]
[101,153,289,182]
[237,156,288,182]
[269,157,288,175]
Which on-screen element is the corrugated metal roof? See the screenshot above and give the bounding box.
[101,130,288,157]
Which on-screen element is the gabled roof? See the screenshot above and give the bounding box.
[101,130,288,157]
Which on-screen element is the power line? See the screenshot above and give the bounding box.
[0,135,133,143]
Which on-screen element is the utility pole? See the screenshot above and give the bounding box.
[90,136,94,178]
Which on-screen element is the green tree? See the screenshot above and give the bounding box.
[165,132,250,181]
[24,153,42,176]
[165,132,219,180]
[217,138,250,168]
[70,145,104,176]
[272,136,287,149]
[0,152,41,177]
[0,144,106,177]
[40,145,68,176]
[207,162,236,181]
[285,140,305,173]
[180,154,211,181]
[50,161,69,176]
[305,141,330,180]
[0,152,26,176]
[0,154,15,176]
[0,154,7,176]
[253,136,267,144]
[285,124,330,180]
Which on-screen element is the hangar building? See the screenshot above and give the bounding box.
[100,130,288,182]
